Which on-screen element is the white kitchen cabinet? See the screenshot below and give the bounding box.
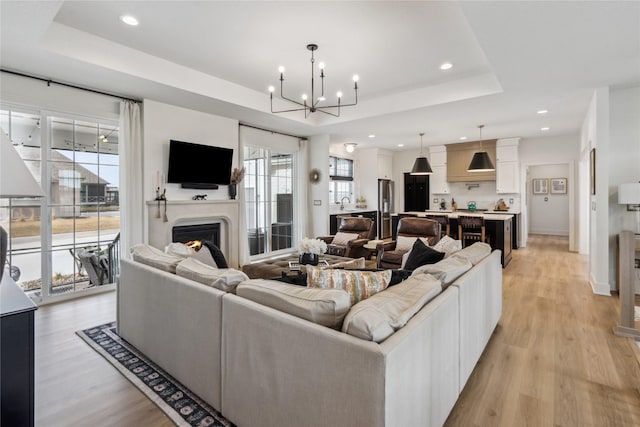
[377,154,393,179]
[496,161,519,193]
[428,145,449,194]
[496,138,520,194]
[430,164,450,194]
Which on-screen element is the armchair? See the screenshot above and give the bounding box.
[376,217,441,269]
[317,217,375,259]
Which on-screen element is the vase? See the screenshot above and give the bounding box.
[228,183,237,200]
[299,252,319,266]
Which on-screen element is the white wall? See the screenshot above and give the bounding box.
[519,133,579,246]
[142,99,239,241]
[143,99,239,201]
[528,164,570,235]
[309,134,330,237]
[581,88,611,295]
[608,85,640,290]
[0,72,120,120]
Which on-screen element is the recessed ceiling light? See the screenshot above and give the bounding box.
[398,144,404,147]
[440,62,453,70]
[537,109,548,114]
[120,15,139,26]
[541,127,550,131]
[368,134,376,138]
[459,136,467,140]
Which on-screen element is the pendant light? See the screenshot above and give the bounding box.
[410,133,433,175]
[467,124,495,172]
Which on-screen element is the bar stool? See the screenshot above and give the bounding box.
[457,215,489,248]
[425,215,450,238]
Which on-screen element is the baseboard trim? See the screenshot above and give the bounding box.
[590,272,611,296]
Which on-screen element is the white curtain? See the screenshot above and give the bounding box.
[119,100,144,258]
[237,132,250,266]
[297,138,310,240]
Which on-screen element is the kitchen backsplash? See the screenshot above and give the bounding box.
[433,181,521,211]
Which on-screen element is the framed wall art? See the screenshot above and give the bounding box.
[550,178,567,194]
[532,178,548,195]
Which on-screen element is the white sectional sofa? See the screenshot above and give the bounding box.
[117,246,502,427]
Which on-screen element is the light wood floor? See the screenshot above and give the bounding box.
[34,235,640,426]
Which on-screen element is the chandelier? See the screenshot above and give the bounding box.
[268,44,359,118]
[467,125,495,172]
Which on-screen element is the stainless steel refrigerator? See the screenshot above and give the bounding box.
[378,179,394,239]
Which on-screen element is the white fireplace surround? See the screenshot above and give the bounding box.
[146,200,240,268]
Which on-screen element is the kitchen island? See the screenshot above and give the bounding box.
[392,210,514,267]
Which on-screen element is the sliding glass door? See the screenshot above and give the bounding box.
[1,107,120,301]
[244,146,294,257]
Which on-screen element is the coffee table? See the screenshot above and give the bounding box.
[242,254,358,279]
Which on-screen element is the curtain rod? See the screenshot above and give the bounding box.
[239,123,306,140]
[1,68,142,104]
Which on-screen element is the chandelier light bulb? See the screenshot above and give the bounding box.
[268,44,359,118]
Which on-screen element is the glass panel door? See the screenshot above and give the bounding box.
[48,117,120,296]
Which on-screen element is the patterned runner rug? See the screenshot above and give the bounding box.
[77,322,233,427]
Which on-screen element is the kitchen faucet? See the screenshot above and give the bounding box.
[340,196,351,210]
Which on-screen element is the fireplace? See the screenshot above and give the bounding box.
[147,199,239,268]
[172,223,221,247]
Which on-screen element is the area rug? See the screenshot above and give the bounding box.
[77,322,233,427]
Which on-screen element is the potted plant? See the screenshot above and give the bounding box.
[297,238,327,265]
[229,167,245,200]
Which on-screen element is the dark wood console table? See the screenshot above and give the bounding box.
[1,274,37,427]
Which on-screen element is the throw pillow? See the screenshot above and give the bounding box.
[164,242,194,258]
[395,235,429,252]
[306,266,391,305]
[432,235,462,257]
[411,255,472,287]
[201,240,228,268]
[176,257,248,293]
[403,239,445,272]
[191,245,218,268]
[341,274,442,342]
[332,232,360,246]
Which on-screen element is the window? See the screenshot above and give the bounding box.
[1,107,120,301]
[329,156,354,204]
[244,146,294,256]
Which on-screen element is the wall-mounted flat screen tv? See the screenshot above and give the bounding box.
[167,140,233,189]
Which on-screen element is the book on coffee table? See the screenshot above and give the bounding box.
[289,260,329,271]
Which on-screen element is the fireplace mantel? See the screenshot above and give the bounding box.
[146,199,240,267]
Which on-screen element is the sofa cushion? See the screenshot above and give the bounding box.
[454,242,492,265]
[306,266,391,305]
[395,235,429,252]
[341,273,442,342]
[411,255,472,287]
[131,244,184,273]
[176,257,248,293]
[236,279,351,329]
[332,232,360,246]
[432,236,462,257]
[403,239,445,272]
[190,245,218,268]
